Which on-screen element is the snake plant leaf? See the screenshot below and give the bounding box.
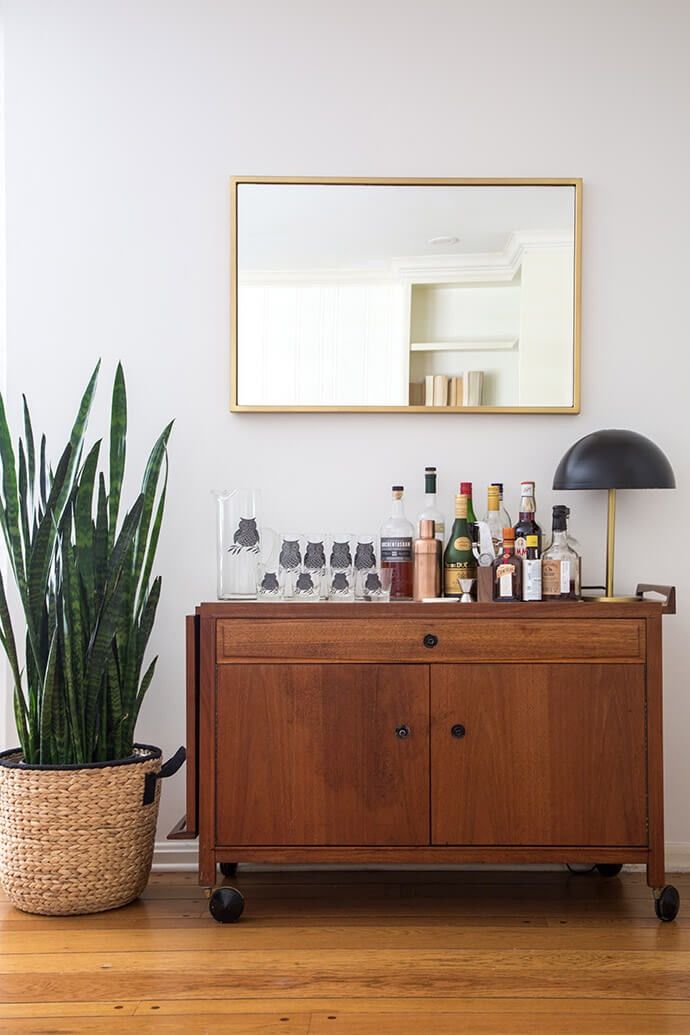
[22,395,35,503]
[18,440,30,557]
[38,627,59,764]
[133,421,173,604]
[74,440,101,621]
[38,433,47,512]
[83,571,129,756]
[26,443,73,638]
[0,391,27,593]
[0,564,23,696]
[108,363,126,548]
[94,472,108,602]
[136,450,168,619]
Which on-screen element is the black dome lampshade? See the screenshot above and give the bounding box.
[552,430,676,599]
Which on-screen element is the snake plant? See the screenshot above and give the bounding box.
[0,362,172,764]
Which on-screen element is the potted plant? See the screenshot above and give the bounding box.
[0,362,183,915]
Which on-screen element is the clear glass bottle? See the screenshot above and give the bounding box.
[522,534,542,601]
[417,466,445,542]
[493,527,522,601]
[483,484,504,557]
[542,505,581,600]
[491,482,512,527]
[380,485,414,599]
[513,481,542,559]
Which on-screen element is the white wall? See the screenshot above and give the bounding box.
[2,0,689,852]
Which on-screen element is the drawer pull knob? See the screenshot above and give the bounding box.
[451,723,466,739]
[423,633,438,648]
[395,724,411,739]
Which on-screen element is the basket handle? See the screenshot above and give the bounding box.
[143,746,186,806]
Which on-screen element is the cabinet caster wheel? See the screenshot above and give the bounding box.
[654,885,680,922]
[596,863,623,877]
[220,862,238,877]
[209,886,244,923]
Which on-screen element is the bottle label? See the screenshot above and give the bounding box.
[560,559,571,594]
[542,559,561,597]
[496,562,516,598]
[454,536,471,551]
[515,536,527,558]
[444,563,476,595]
[380,536,412,562]
[523,558,542,601]
[435,522,446,538]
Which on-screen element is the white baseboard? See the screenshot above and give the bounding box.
[152,841,690,873]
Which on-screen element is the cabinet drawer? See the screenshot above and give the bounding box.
[217,618,645,663]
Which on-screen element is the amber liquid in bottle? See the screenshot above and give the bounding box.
[514,481,542,558]
[493,527,522,601]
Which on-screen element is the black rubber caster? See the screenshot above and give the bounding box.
[220,862,238,877]
[209,886,245,923]
[654,885,680,922]
[596,863,623,877]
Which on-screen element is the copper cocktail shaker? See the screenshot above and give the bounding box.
[413,519,442,600]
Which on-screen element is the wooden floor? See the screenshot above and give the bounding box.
[1,868,689,1034]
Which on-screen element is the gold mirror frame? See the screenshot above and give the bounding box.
[230,177,582,414]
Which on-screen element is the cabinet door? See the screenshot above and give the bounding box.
[216,664,429,846]
[431,664,647,847]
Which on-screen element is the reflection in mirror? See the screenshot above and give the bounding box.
[234,181,580,412]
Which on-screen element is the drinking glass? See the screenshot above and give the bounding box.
[279,532,306,598]
[357,567,392,602]
[328,567,355,601]
[293,568,321,601]
[256,565,282,600]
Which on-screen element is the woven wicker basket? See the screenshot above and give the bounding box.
[0,743,183,916]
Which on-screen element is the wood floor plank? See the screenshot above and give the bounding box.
[3,948,690,1001]
[1,922,686,953]
[0,1017,310,1034]
[307,1012,690,1034]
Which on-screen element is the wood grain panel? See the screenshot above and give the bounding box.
[217,618,644,663]
[215,664,429,846]
[431,664,647,847]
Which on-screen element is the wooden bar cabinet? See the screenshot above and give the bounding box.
[170,595,679,923]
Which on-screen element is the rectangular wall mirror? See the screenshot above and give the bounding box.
[231,177,582,413]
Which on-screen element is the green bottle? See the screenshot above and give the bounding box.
[443,494,477,597]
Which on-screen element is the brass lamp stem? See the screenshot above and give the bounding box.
[605,488,616,598]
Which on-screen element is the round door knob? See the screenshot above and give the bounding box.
[423,633,438,648]
[395,724,411,738]
[451,723,466,739]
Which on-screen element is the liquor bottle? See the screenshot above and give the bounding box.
[417,467,445,542]
[493,527,522,601]
[443,494,477,598]
[380,486,414,599]
[460,481,478,545]
[483,484,504,557]
[541,505,581,600]
[491,482,512,527]
[513,481,541,559]
[522,534,542,601]
[413,519,442,599]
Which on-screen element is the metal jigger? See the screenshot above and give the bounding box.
[458,578,475,603]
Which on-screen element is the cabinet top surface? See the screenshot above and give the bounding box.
[197,600,665,620]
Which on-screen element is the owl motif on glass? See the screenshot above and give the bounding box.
[228,517,260,554]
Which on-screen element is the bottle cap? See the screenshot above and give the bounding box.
[491,482,504,495]
[425,467,436,474]
[392,485,404,492]
[419,519,436,539]
[460,481,473,496]
[503,527,515,539]
[520,481,535,494]
[526,535,538,547]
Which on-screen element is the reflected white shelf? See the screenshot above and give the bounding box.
[410,339,518,352]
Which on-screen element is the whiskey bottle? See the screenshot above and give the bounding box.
[380,486,414,599]
[493,527,522,601]
[522,534,542,601]
[541,505,581,600]
[443,494,477,598]
[513,481,542,559]
[483,484,504,557]
[417,466,446,542]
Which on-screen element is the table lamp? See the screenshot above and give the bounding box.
[552,429,675,601]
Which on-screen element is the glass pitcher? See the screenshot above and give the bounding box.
[213,489,278,599]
